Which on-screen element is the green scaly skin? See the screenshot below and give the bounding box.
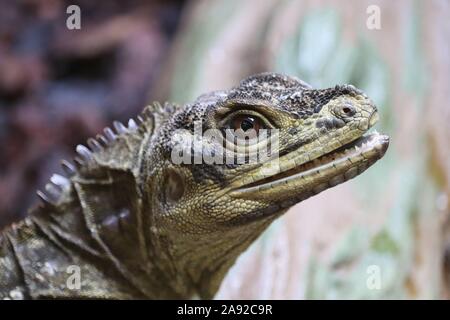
[0,73,389,299]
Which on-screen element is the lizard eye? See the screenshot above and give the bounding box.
[220,110,274,145]
[231,115,262,133]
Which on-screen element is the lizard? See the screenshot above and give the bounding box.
[0,72,389,299]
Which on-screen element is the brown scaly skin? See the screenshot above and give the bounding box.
[0,73,389,299]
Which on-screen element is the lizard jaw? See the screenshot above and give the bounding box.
[230,131,389,200]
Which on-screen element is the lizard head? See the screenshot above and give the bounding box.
[142,72,389,297]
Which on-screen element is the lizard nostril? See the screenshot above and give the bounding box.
[332,104,356,118]
[342,107,352,114]
[336,103,356,118]
[340,104,355,117]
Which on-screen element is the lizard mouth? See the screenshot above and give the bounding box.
[231,130,389,197]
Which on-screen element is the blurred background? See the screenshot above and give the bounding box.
[0,0,449,299]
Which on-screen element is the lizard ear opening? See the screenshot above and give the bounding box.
[164,168,185,203]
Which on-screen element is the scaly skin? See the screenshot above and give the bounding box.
[0,73,389,299]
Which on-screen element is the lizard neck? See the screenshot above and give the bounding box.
[0,129,197,298]
[158,217,278,299]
